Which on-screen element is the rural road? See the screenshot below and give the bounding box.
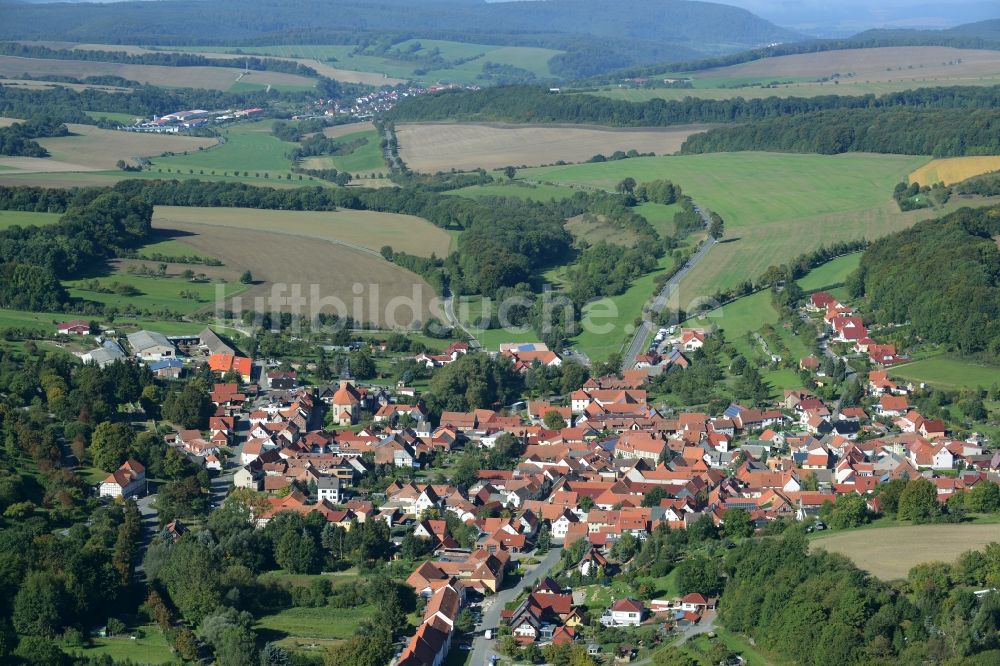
[620,204,716,372]
[469,547,563,666]
[443,292,481,349]
[383,125,403,172]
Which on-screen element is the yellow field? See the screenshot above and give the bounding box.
[696,46,1000,84]
[0,56,317,91]
[152,206,451,257]
[31,124,218,170]
[909,156,1000,186]
[396,122,712,172]
[812,523,1000,580]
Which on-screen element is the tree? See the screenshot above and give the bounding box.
[543,410,566,430]
[676,554,721,596]
[90,421,135,472]
[12,572,67,637]
[275,528,322,574]
[723,508,755,538]
[536,524,551,553]
[616,177,636,195]
[260,643,290,666]
[162,379,212,428]
[708,212,724,240]
[240,270,253,284]
[641,487,667,508]
[824,493,870,530]
[967,481,1000,513]
[503,166,516,180]
[898,478,940,524]
[349,348,376,380]
[578,495,594,511]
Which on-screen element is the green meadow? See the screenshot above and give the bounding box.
[0,210,62,229]
[519,152,930,300]
[64,273,248,315]
[149,121,297,177]
[302,129,385,175]
[449,181,581,202]
[888,355,1000,390]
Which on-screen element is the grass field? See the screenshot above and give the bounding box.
[396,122,711,172]
[153,205,449,257]
[635,201,681,238]
[70,625,174,664]
[65,269,248,315]
[812,523,1000,579]
[909,156,1000,186]
[38,124,216,170]
[256,605,372,652]
[888,354,1000,390]
[0,55,318,91]
[565,213,642,246]
[0,307,205,336]
[301,129,385,175]
[84,110,143,124]
[0,76,132,93]
[148,121,293,176]
[0,210,61,229]
[796,253,861,294]
[136,235,211,261]
[519,152,936,300]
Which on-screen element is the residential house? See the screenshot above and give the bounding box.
[99,459,146,498]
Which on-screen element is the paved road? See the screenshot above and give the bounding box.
[443,292,481,349]
[620,204,716,372]
[468,547,563,665]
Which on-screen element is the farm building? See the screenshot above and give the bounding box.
[127,330,176,361]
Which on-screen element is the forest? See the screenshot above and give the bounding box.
[849,205,1000,359]
[679,107,1000,157]
[385,83,1000,128]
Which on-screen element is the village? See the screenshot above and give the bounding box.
[57,281,994,666]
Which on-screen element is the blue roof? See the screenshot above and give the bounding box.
[149,359,183,370]
[723,404,742,418]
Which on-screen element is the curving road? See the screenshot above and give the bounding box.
[468,547,563,666]
[620,204,716,372]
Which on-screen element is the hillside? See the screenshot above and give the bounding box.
[0,0,803,78]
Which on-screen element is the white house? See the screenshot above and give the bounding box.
[99,459,146,498]
[316,476,341,503]
[601,598,645,627]
[551,509,579,541]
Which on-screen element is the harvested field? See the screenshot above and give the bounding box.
[0,156,100,172]
[322,122,375,139]
[811,523,1000,580]
[909,156,1000,186]
[152,206,451,257]
[153,219,443,326]
[35,124,217,170]
[396,122,712,172]
[0,55,317,91]
[0,77,131,92]
[696,46,1000,84]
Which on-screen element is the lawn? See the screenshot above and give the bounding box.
[519,152,931,300]
[811,523,1000,580]
[572,254,676,362]
[70,624,175,664]
[0,209,62,229]
[148,121,296,177]
[888,354,1000,390]
[255,604,373,651]
[301,129,386,175]
[64,272,249,315]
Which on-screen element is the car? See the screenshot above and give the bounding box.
[458,644,472,651]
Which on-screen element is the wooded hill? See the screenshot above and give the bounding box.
[0,0,800,79]
[849,205,1000,360]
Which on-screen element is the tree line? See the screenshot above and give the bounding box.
[849,204,1000,359]
[680,107,1000,157]
[0,118,70,158]
[385,83,1000,128]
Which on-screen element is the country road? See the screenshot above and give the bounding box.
[468,547,563,666]
[444,292,481,349]
[620,204,716,372]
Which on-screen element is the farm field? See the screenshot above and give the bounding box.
[693,46,1000,85]
[0,76,131,92]
[909,155,1000,186]
[0,210,61,229]
[64,266,249,315]
[888,354,1000,390]
[172,40,562,85]
[589,75,1000,102]
[812,523,1000,580]
[0,55,318,91]
[322,121,375,139]
[396,122,711,172]
[135,235,212,261]
[448,182,581,202]
[565,213,642,246]
[151,220,442,327]
[519,152,937,300]
[148,121,292,175]
[301,129,385,175]
[152,206,451,257]
[35,124,217,170]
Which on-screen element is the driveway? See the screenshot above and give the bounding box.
[468,547,563,665]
